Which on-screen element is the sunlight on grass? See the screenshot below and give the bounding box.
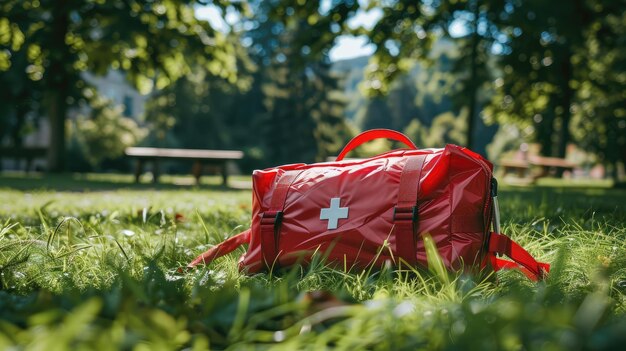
[0,178,625,349]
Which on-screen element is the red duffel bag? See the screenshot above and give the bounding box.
[188,129,549,280]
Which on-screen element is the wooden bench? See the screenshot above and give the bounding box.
[499,159,531,178]
[0,147,47,172]
[125,147,244,185]
[527,155,576,178]
[499,155,577,181]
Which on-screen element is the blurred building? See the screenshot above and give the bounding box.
[83,70,148,120]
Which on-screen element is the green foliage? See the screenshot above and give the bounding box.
[144,66,249,150]
[0,15,45,147]
[262,0,359,67]
[74,96,147,167]
[0,0,244,171]
[570,8,626,169]
[355,0,624,170]
[485,124,526,163]
[403,110,467,148]
[0,178,625,349]
[361,0,502,150]
[481,0,625,168]
[351,40,496,155]
[1,0,624,177]
[139,1,356,167]
[246,0,354,165]
[484,0,578,158]
[358,0,434,96]
[357,96,393,131]
[354,58,444,134]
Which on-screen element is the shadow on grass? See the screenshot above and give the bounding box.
[0,171,252,192]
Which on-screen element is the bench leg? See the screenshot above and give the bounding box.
[26,157,33,173]
[531,167,549,182]
[221,162,228,186]
[134,160,143,183]
[152,160,160,184]
[192,160,202,185]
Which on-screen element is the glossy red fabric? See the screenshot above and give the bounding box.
[188,130,549,280]
[488,232,550,281]
[240,144,494,273]
[188,229,250,267]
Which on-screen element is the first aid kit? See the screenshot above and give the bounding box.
[188,129,549,280]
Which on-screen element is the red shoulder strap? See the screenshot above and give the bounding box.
[488,232,550,281]
[394,155,427,265]
[187,170,302,271]
[260,170,304,269]
[187,229,250,268]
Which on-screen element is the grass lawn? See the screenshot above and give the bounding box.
[0,172,625,350]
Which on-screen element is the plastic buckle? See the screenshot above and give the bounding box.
[393,206,418,222]
[491,177,501,234]
[261,211,283,226]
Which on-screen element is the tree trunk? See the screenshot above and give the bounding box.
[466,0,480,150]
[47,90,67,172]
[620,148,626,182]
[10,103,28,169]
[550,46,573,177]
[11,102,27,148]
[556,48,573,160]
[538,101,556,156]
[46,1,71,173]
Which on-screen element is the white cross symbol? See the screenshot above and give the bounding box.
[320,197,349,230]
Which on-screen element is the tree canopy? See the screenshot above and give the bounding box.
[1,0,243,171]
[0,0,624,177]
[359,0,625,170]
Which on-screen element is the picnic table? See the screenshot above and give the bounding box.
[125,147,244,185]
[499,159,530,178]
[527,155,576,178]
[499,155,577,181]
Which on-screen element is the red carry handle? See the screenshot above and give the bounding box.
[488,232,550,281]
[187,229,251,268]
[336,129,418,161]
